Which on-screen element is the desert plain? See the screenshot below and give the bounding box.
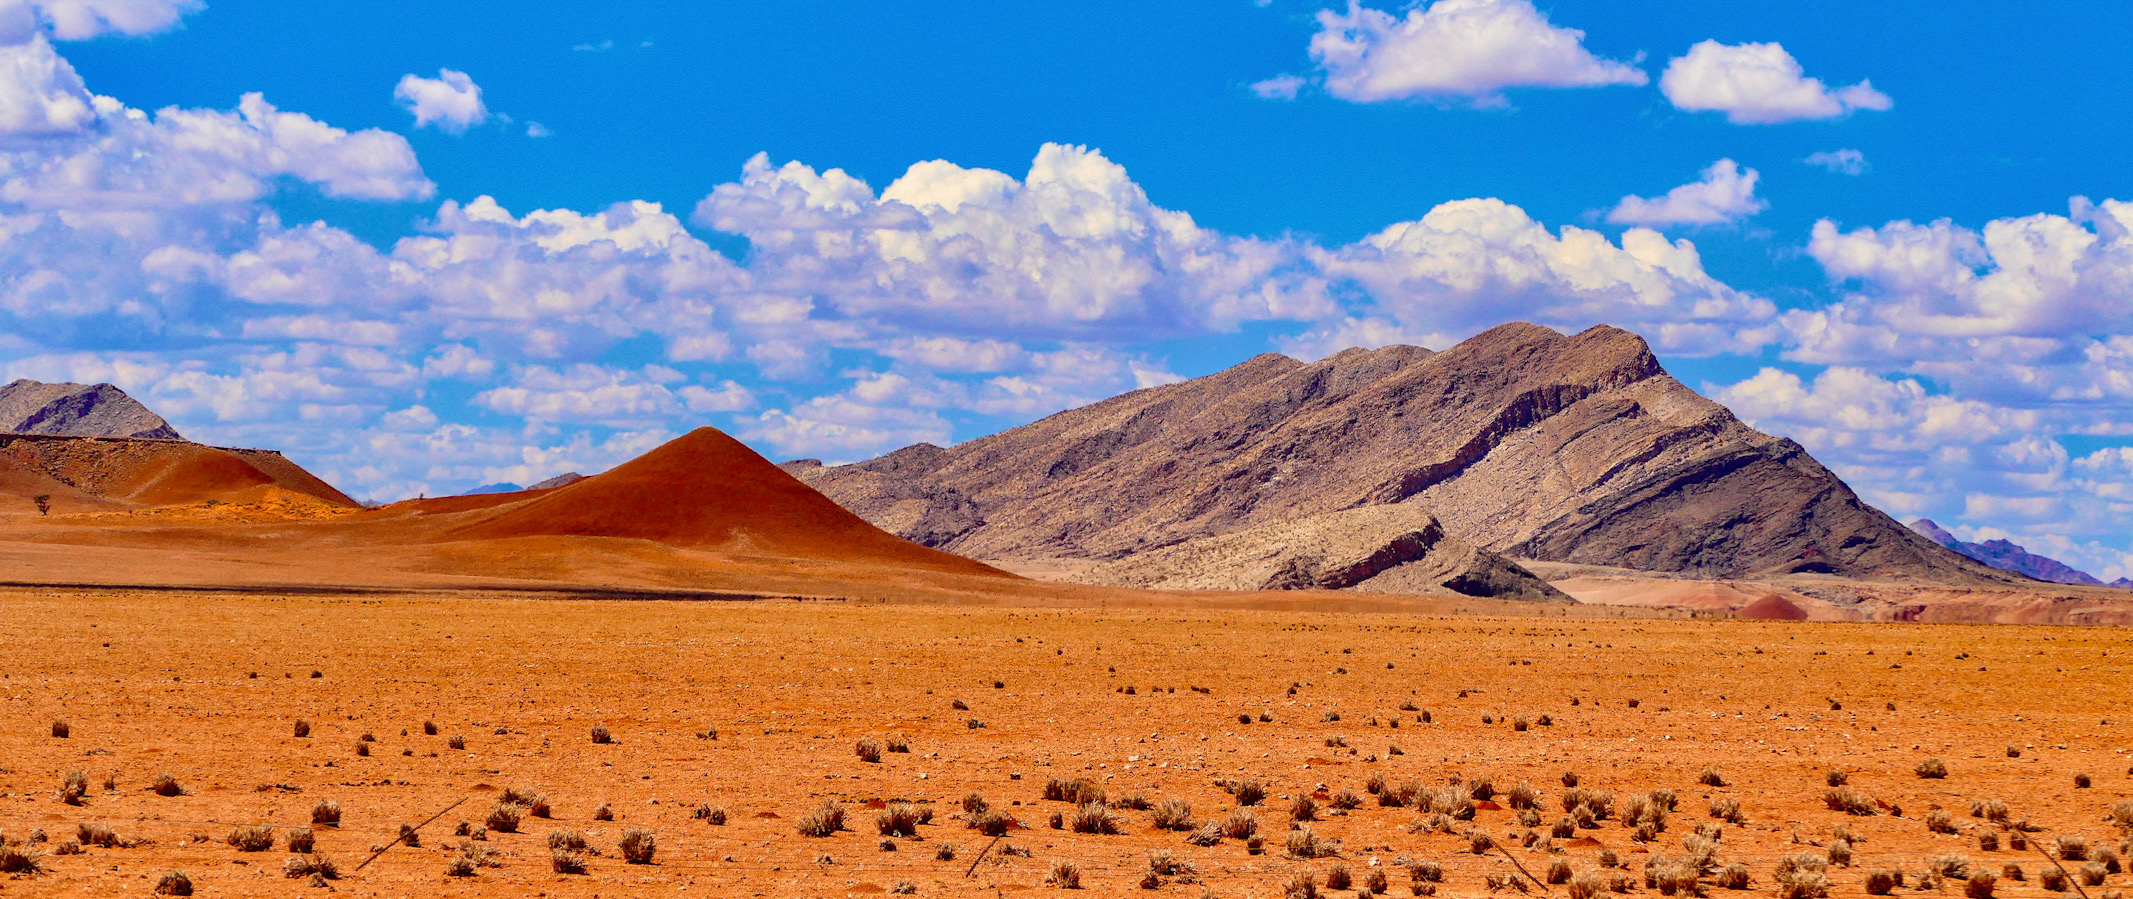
[4,587,2131,898]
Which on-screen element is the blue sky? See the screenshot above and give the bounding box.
[6,0,2133,576]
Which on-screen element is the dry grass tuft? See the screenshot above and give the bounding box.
[153,870,193,895]
[799,801,846,837]
[1931,853,1972,879]
[1699,768,1728,787]
[77,822,118,847]
[1927,809,1958,834]
[286,827,314,853]
[855,738,883,763]
[1290,794,1319,822]
[152,772,185,796]
[1964,873,1996,899]
[1823,787,1876,816]
[550,846,588,875]
[1826,769,1848,787]
[1072,801,1123,834]
[1045,777,1107,806]
[59,769,87,805]
[619,828,655,864]
[1219,808,1258,840]
[1508,782,1540,810]
[1715,864,1751,890]
[1047,858,1083,889]
[1917,757,1949,779]
[1775,852,1830,899]
[590,724,612,744]
[1231,779,1266,807]
[1326,862,1354,890]
[878,803,925,837]
[1153,798,1195,831]
[281,853,339,880]
[226,824,275,852]
[484,802,521,834]
[293,718,310,738]
[0,844,45,875]
[968,808,1016,836]
[1864,870,1899,895]
[51,719,68,739]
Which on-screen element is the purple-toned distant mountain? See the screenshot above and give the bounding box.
[1907,519,2111,587]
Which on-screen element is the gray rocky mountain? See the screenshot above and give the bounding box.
[0,380,181,440]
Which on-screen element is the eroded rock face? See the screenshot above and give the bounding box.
[793,322,2013,585]
[0,380,181,440]
[1081,504,1569,602]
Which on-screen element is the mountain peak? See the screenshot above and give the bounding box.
[0,380,181,440]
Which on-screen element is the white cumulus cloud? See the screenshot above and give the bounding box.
[1251,74,1305,100]
[0,36,91,134]
[1804,149,1867,176]
[0,0,200,45]
[393,68,488,134]
[1660,40,1890,124]
[1307,0,1647,105]
[1605,158,1767,227]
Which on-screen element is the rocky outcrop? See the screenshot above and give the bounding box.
[1081,504,1568,601]
[0,380,181,440]
[1907,518,2103,586]
[794,322,2015,586]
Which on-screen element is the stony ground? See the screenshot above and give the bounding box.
[2,588,2130,898]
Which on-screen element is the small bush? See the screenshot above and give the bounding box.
[0,845,44,875]
[448,734,466,750]
[968,808,1015,836]
[1979,799,2010,822]
[2061,836,2091,861]
[2041,868,2069,892]
[620,828,655,864]
[2080,862,2108,886]
[593,802,613,822]
[2000,864,2024,881]
[152,772,185,796]
[589,723,613,744]
[1699,768,1728,787]
[293,719,310,738]
[1932,854,1972,879]
[1327,863,1354,890]
[51,719,69,739]
[1220,808,1258,840]
[1716,864,1751,890]
[1286,827,1321,859]
[1072,802,1122,835]
[1927,809,1958,834]
[1570,872,1606,899]
[551,847,588,874]
[1917,758,1949,779]
[1508,782,1540,810]
[423,720,438,735]
[1775,853,1830,899]
[1232,779,1266,806]
[1152,798,1194,830]
[1830,839,1854,867]
[1865,870,1899,895]
[936,842,958,861]
[1468,830,1495,854]
[1186,821,1222,846]
[77,822,118,847]
[287,827,315,853]
[1291,794,1319,822]
[1709,798,1743,823]
[2075,772,2092,789]
[1979,831,1999,851]
[1823,787,1876,816]
[153,870,193,895]
[355,742,370,756]
[856,738,883,763]
[886,734,910,753]
[282,853,339,880]
[799,802,846,837]
[485,802,521,834]
[878,803,924,837]
[1044,778,1106,806]
[1047,858,1082,889]
[1547,860,1574,885]
[59,769,88,805]
[226,825,276,852]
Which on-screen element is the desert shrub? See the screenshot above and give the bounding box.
[2009,831,2028,851]
[1547,859,1575,885]
[550,847,588,874]
[968,809,1015,836]
[355,742,370,757]
[1709,798,1743,823]
[1286,826,1322,859]
[1291,794,1319,822]
[1152,798,1194,831]
[1928,809,1958,833]
[1917,758,1949,779]
[2076,773,2092,789]
[153,870,192,895]
[1599,848,1620,869]
[50,719,68,739]
[226,825,275,852]
[485,802,521,834]
[448,734,465,750]
[1232,779,1266,807]
[1072,802,1122,835]
[618,828,655,864]
[1364,865,1390,893]
[932,842,958,861]
[2112,799,2133,829]
[2095,846,2121,873]
[1187,821,1223,846]
[1775,853,1830,899]
[293,719,310,738]
[1115,791,1152,811]
[962,791,989,814]
[1563,787,1613,818]
[1569,872,1606,899]
[2079,862,2108,885]
[423,720,438,735]
[590,724,612,744]
[77,822,117,847]
[1553,816,1578,838]
[287,827,315,853]
[0,844,44,875]
[1045,778,1106,806]
[1864,870,1900,895]
[799,802,846,837]
[59,769,87,805]
[1411,859,1445,883]
[1823,788,1876,816]
[1381,780,1421,808]
[1047,858,1083,889]
[1508,782,1540,810]
[2000,864,2024,881]
[1562,771,1580,788]
[152,772,185,796]
[1931,854,1972,878]
[890,880,918,895]
[1331,789,1363,811]
[2007,745,2021,758]
[878,803,924,837]
[1828,838,1853,867]
[1220,808,1258,840]
[2041,868,2069,891]
[856,738,883,763]
[1468,830,1495,854]
[1965,873,1996,899]
[1326,862,1354,890]
[1699,768,1728,787]
[1979,831,1999,851]
[2060,836,2092,861]
[1427,786,1477,820]
[1715,864,1751,890]
[1826,769,1848,787]
[1979,799,2010,823]
[282,853,339,880]
[886,734,910,753]
[398,823,422,848]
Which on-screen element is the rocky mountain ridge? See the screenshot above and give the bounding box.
[1907,518,2116,587]
[0,379,180,440]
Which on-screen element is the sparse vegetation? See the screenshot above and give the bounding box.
[856,738,883,762]
[620,828,655,864]
[293,718,310,738]
[152,772,184,796]
[1153,798,1195,830]
[799,801,846,837]
[312,799,341,827]
[1072,801,1123,834]
[878,803,925,837]
[77,822,118,847]
[1824,787,1876,815]
[551,846,588,874]
[1047,858,1083,889]
[1865,870,1900,895]
[1775,852,1831,899]
[282,853,339,880]
[590,724,612,744]
[485,802,521,834]
[1917,757,1949,779]
[1699,767,1728,787]
[59,769,87,805]
[226,824,276,852]
[153,870,193,895]
[287,827,315,853]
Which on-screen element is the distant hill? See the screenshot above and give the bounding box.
[1907,519,2108,587]
[792,322,2014,588]
[463,482,523,495]
[0,379,180,439]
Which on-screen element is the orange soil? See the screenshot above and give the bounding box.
[1,589,2129,898]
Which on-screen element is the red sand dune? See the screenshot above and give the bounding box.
[448,427,1004,576]
[1738,593,1810,620]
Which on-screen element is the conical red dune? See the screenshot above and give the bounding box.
[451,427,1005,575]
[1738,593,1809,620]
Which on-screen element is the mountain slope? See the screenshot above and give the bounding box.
[0,380,181,439]
[0,432,356,510]
[1907,519,2104,586]
[792,322,2014,585]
